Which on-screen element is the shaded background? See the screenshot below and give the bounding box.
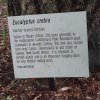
[7,0,100,72]
[0,0,100,99]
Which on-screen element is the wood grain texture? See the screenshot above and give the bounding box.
[7,0,100,72]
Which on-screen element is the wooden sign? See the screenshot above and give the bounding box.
[8,11,89,78]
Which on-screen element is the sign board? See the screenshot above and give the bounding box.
[8,11,89,78]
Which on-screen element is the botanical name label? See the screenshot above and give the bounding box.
[8,11,89,78]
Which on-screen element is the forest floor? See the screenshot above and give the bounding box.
[0,2,100,100]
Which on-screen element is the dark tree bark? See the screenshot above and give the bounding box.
[7,0,100,72]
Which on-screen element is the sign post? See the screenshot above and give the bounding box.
[48,78,56,91]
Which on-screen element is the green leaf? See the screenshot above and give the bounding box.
[6,95,13,100]
[2,26,7,41]
[0,0,6,4]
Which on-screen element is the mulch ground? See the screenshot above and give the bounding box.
[0,3,100,100]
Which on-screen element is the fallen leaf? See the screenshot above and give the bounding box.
[85,96,92,99]
[58,87,72,92]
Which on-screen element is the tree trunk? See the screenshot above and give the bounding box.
[7,0,100,72]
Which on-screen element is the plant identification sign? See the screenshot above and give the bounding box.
[8,11,89,78]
